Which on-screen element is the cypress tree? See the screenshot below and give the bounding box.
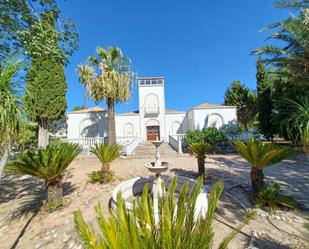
[25,56,66,148]
[256,59,274,140]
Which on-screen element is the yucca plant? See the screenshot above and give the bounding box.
[6,142,82,207]
[256,183,296,213]
[74,177,254,249]
[90,143,122,172]
[189,142,213,177]
[233,139,294,201]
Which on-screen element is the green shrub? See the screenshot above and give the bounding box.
[184,130,205,145]
[203,127,227,146]
[184,128,227,147]
[74,177,254,249]
[87,170,114,184]
[256,183,296,213]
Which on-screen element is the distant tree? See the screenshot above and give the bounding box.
[72,106,84,111]
[256,59,275,140]
[0,58,23,178]
[78,46,134,144]
[224,81,257,131]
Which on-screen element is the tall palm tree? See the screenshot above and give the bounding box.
[233,139,294,201]
[189,143,212,177]
[0,58,23,179]
[252,2,309,84]
[6,142,82,206]
[78,46,134,145]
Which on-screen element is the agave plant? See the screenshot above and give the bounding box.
[233,139,294,201]
[189,142,213,177]
[90,143,122,172]
[6,142,82,207]
[255,183,296,213]
[74,177,254,249]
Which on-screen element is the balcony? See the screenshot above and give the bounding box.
[144,106,159,116]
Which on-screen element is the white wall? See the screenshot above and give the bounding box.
[192,108,237,130]
[67,111,107,139]
[115,114,140,137]
[165,113,186,136]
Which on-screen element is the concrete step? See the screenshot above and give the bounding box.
[131,142,178,158]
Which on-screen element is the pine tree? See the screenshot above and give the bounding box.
[25,56,66,148]
[256,59,275,140]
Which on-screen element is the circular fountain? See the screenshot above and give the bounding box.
[110,140,208,221]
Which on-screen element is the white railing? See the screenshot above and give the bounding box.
[226,132,255,142]
[123,136,140,155]
[168,134,185,153]
[62,137,105,148]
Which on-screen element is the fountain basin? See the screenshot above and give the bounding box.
[144,162,170,174]
[110,175,208,219]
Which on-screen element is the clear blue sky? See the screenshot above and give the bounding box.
[59,0,289,113]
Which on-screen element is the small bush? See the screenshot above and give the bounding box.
[184,128,227,147]
[256,183,296,213]
[87,170,114,184]
[203,127,227,146]
[220,120,242,136]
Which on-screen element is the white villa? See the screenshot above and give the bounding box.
[66,77,237,154]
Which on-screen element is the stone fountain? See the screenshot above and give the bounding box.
[110,140,208,222]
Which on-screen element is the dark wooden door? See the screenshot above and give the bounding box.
[147,126,160,141]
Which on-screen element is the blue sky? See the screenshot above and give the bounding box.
[59,0,289,113]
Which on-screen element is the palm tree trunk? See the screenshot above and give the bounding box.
[250,168,264,201]
[101,163,110,173]
[197,156,205,177]
[38,119,49,148]
[46,180,63,207]
[0,144,9,180]
[107,98,116,145]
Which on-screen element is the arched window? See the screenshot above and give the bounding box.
[145,94,159,114]
[207,114,224,129]
[124,123,134,137]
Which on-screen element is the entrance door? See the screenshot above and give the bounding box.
[147,126,160,141]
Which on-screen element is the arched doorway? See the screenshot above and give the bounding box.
[145,119,160,141]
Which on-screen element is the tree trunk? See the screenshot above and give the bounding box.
[38,119,49,148]
[101,163,110,173]
[0,144,9,180]
[250,168,264,201]
[197,156,205,177]
[46,180,63,207]
[107,98,116,145]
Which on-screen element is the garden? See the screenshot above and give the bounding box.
[0,1,309,249]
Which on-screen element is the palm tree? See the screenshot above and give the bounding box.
[252,2,309,84]
[189,143,213,177]
[233,139,294,201]
[78,46,134,145]
[74,178,254,249]
[0,58,23,179]
[280,96,309,153]
[90,143,122,172]
[6,142,82,206]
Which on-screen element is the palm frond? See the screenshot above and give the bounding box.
[6,142,82,182]
[189,143,213,156]
[233,139,294,169]
[90,143,122,165]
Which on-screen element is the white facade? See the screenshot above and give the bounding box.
[66,77,237,144]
